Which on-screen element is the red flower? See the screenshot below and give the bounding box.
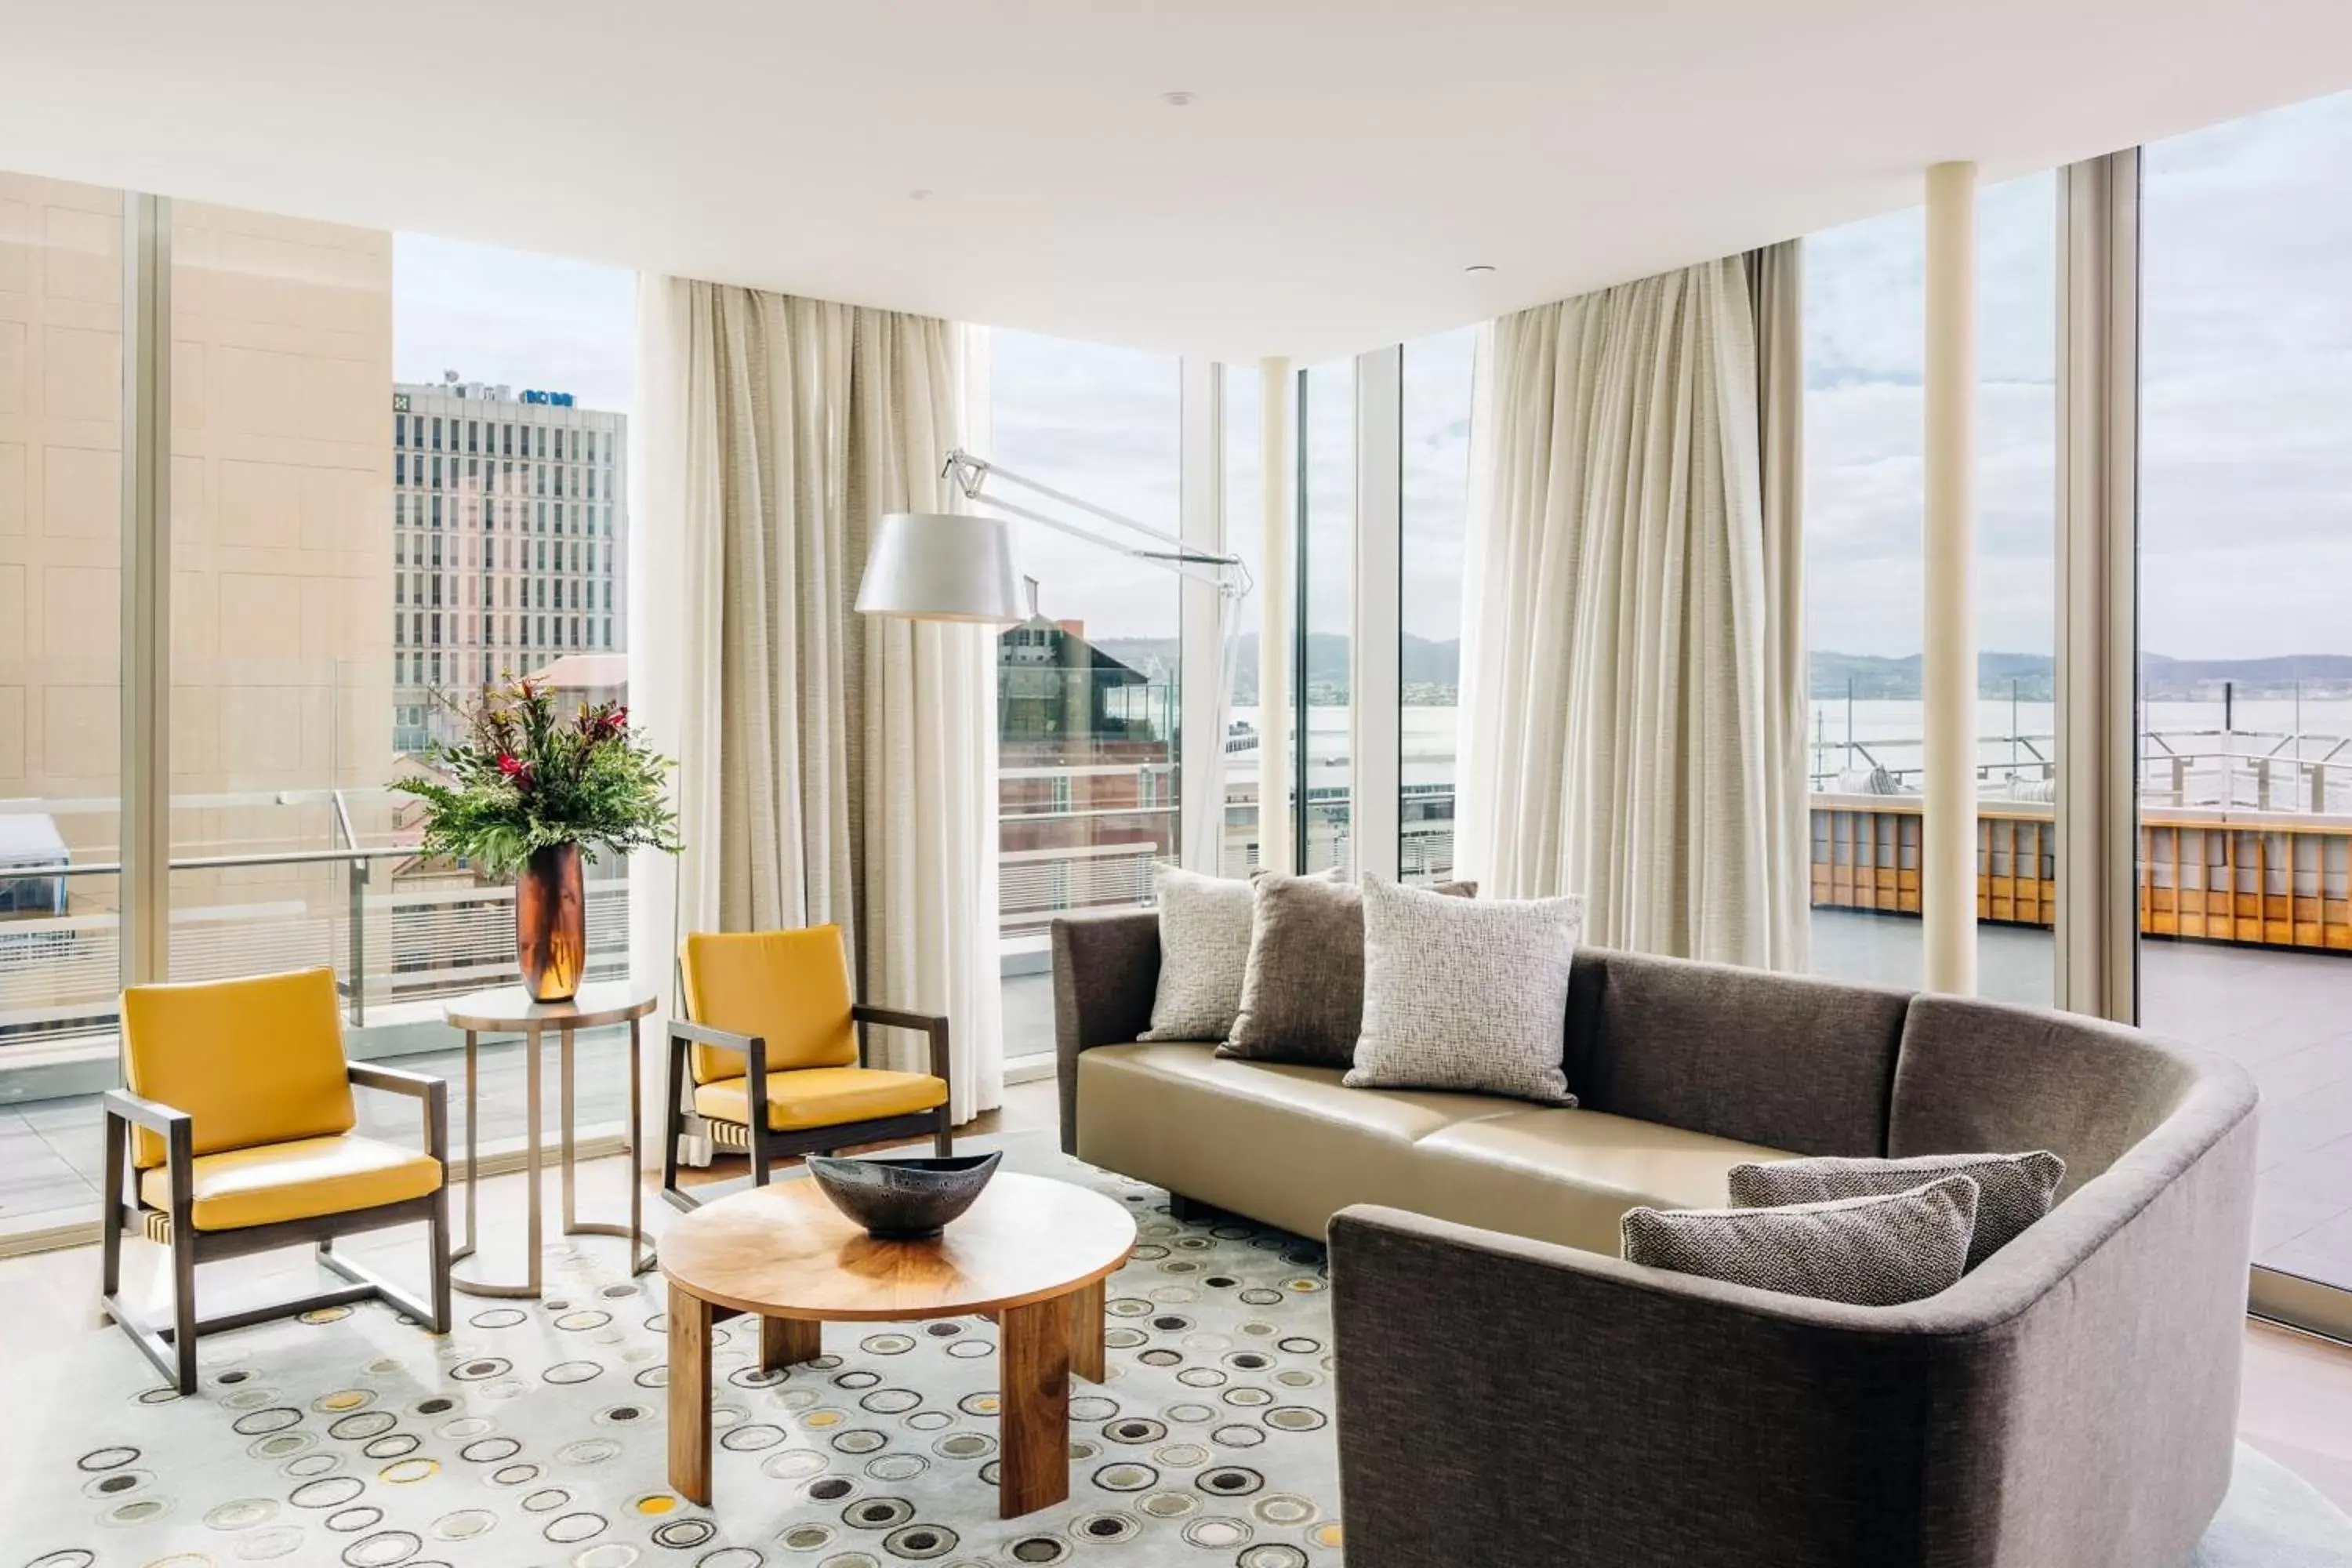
[498,753,523,777]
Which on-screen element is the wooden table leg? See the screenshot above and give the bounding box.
[998,1295,1073,1518]
[1069,1278,1106,1383]
[668,1285,713,1506]
[760,1314,821,1373]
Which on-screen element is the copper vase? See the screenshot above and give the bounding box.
[516,842,585,1002]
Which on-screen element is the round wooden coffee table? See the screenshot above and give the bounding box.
[660,1171,1137,1517]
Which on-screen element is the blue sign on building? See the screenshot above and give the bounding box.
[521,390,575,407]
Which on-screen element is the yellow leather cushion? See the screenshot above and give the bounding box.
[680,927,858,1083]
[139,1134,442,1232]
[694,1067,947,1132]
[122,967,354,1169]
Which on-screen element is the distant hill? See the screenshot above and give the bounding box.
[1079,634,2352,706]
[1811,651,2352,701]
[1092,634,1461,704]
[1809,652,2053,700]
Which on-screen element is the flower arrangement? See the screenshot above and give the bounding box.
[397,680,682,876]
[398,680,681,1001]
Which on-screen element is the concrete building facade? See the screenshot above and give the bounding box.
[391,376,626,753]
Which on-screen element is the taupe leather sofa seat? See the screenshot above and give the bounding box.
[1078,1042,1789,1253]
[1055,909,1913,1253]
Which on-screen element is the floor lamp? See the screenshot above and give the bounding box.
[855,448,1254,873]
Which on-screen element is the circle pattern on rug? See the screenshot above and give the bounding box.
[19,1167,1345,1568]
[881,1522,958,1559]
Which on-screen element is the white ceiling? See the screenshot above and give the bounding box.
[5,1,2351,362]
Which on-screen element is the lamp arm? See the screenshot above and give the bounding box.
[946,448,1241,563]
[945,450,1250,599]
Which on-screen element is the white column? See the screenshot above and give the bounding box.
[2054,151,2141,1022]
[1923,162,1978,995]
[119,194,172,989]
[1352,346,1403,883]
[1257,359,1295,873]
[1178,358,1226,873]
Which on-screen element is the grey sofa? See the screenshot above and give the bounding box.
[1052,908,2259,1568]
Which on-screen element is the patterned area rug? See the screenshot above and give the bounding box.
[2,1134,2347,1566]
[0,1142,1341,1568]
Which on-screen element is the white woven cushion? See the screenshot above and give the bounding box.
[1139,863,1258,1042]
[1343,875,1584,1104]
[1622,1175,1982,1306]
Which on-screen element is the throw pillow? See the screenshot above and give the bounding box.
[1221,873,1474,1068]
[1620,1174,1981,1307]
[1138,863,1258,1042]
[1341,875,1584,1104]
[1729,1149,2065,1271]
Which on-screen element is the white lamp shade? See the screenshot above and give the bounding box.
[855,512,1022,623]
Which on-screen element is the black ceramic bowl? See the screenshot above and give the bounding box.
[806,1150,1003,1240]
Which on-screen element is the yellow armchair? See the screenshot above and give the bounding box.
[660,925,952,1210]
[102,967,452,1393]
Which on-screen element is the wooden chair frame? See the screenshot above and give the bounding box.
[661,1004,953,1212]
[100,1063,453,1395]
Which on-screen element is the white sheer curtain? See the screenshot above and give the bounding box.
[1457,243,1806,968]
[631,278,1004,1146]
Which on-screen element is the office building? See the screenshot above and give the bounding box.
[390,375,626,752]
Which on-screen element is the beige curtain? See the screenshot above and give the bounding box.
[1457,241,1807,968]
[632,280,1003,1129]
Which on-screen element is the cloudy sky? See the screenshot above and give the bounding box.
[394,232,636,412]
[394,85,2352,665]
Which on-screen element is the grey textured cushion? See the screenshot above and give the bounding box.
[1138,863,1258,1042]
[1730,1150,2066,1271]
[1620,1174,1980,1306]
[1222,873,1473,1068]
[1343,876,1582,1104]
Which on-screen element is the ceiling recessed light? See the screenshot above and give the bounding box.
[1162,91,1195,107]
[1465,263,1497,274]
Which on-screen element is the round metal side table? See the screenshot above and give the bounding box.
[443,982,658,1299]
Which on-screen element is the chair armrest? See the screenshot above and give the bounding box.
[852,1004,953,1087]
[670,1018,761,1054]
[670,1018,771,1148]
[100,1087,192,1137]
[347,1062,437,1097]
[347,1062,450,1163]
[852,1004,943,1034]
[100,1089,194,1221]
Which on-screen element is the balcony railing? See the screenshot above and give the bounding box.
[0,846,629,1051]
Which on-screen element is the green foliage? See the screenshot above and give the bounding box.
[396,681,682,878]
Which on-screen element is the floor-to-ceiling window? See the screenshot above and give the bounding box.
[165,218,635,1006]
[0,189,639,1240]
[1221,366,1264,876]
[1399,328,1475,884]
[1802,180,2057,1003]
[986,330,1182,942]
[1300,359,1355,873]
[1804,205,1931,988]
[1973,172,2060,1006]
[2142,91,2352,1299]
[0,172,125,1229]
